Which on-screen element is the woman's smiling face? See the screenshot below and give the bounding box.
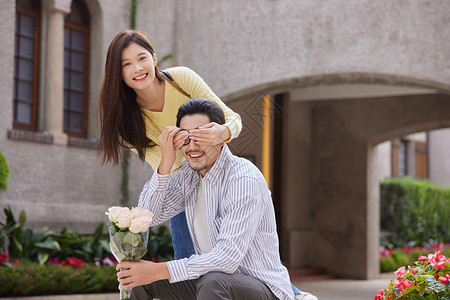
[121,42,157,90]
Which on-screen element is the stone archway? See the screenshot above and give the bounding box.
[304,93,450,279]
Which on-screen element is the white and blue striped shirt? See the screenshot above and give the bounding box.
[138,145,294,300]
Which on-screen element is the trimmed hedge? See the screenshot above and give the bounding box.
[380,177,450,247]
[0,261,118,297]
[0,150,9,191]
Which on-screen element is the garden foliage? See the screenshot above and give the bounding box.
[0,261,118,296]
[380,177,450,247]
[0,150,9,191]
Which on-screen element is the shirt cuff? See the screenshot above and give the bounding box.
[223,124,232,143]
[166,258,189,283]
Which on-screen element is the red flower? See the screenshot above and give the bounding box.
[393,279,412,291]
[11,259,21,264]
[65,257,85,268]
[435,261,446,270]
[379,249,394,258]
[394,266,406,277]
[402,280,412,289]
[418,255,428,261]
[439,276,449,284]
[0,252,8,263]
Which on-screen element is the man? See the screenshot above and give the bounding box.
[117,98,316,300]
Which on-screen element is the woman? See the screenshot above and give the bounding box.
[98,29,242,260]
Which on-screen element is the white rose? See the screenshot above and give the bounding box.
[139,216,152,231]
[105,206,124,223]
[129,218,144,233]
[129,216,151,233]
[131,207,153,219]
[117,209,133,229]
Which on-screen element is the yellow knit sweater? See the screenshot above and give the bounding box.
[131,66,242,172]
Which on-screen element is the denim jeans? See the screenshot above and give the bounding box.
[169,212,301,295]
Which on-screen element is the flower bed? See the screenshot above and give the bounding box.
[375,251,450,299]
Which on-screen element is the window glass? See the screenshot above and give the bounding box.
[63,0,90,137]
[13,0,40,130]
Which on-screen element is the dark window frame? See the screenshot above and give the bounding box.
[63,22,89,137]
[13,6,40,131]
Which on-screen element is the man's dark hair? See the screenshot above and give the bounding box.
[176,98,226,127]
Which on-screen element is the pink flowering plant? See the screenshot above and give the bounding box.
[375,251,450,299]
[105,206,153,300]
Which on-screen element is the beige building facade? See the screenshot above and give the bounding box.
[1,0,450,279]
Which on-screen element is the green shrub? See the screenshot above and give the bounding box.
[380,177,450,247]
[0,261,117,296]
[0,150,9,191]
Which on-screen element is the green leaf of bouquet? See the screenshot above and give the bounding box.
[131,246,147,260]
[122,243,132,252]
[122,232,141,247]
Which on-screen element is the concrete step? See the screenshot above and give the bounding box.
[288,267,336,282]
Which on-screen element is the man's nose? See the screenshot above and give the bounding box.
[186,138,199,150]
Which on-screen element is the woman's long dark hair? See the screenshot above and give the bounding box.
[98,30,164,165]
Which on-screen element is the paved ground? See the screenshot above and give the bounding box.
[293,273,395,300]
[3,275,395,300]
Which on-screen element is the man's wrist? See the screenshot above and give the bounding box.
[157,158,175,175]
[157,262,171,281]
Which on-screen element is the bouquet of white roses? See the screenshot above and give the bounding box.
[106,206,153,300]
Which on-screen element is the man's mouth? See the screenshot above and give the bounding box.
[188,152,205,159]
[133,73,148,80]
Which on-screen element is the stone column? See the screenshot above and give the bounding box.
[44,0,71,145]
